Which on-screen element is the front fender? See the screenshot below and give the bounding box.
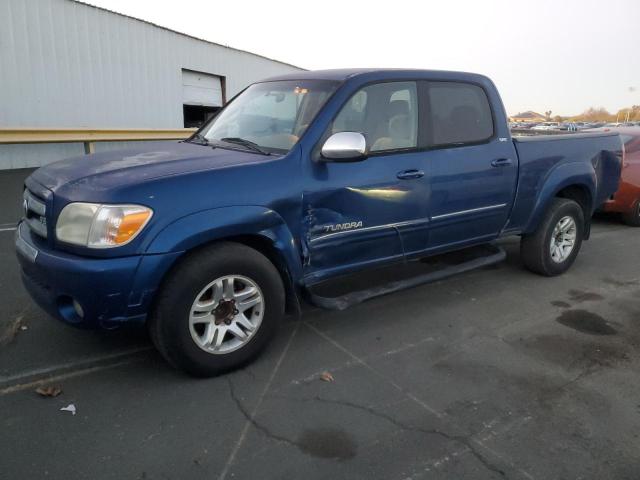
[145,206,303,283]
[524,162,596,234]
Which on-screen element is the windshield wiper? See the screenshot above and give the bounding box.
[219,137,271,155]
[185,133,210,146]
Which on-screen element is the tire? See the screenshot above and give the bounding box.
[520,198,585,276]
[622,199,640,227]
[148,242,285,377]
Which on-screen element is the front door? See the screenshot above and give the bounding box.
[302,81,431,283]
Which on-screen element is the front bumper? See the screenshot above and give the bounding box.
[15,222,181,329]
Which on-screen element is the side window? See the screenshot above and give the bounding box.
[428,82,494,146]
[333,90,367,133]
[333,82,418,153]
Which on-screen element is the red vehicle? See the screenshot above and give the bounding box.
[601,128,640,226]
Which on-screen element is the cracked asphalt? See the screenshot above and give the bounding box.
[1,170,640,479]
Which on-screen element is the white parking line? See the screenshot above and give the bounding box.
[0,358,143,396]
[0,227,17,232]
[0,346,153,394]
[218,324,299,480]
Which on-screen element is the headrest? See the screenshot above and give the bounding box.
[388,100,410,117]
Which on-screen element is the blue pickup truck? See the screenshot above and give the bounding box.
[16,69,623,376]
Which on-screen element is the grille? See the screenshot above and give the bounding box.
[23,189,48,238]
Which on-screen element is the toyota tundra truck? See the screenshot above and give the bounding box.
[16,69,623,376]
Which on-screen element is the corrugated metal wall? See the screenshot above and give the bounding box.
[0,0,302,169]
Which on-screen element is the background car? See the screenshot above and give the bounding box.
[531,122,563,131]
[598,127,640,226]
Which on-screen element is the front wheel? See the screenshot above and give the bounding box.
[622,199,640,227]
[148,242,285,377]
[520,198,585,276]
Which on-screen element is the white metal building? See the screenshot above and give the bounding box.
[0,0,302,169]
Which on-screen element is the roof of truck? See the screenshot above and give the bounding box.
[261,68,487,83]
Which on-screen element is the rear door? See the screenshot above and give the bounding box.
[424,81,518,250]
[302,81,431,283]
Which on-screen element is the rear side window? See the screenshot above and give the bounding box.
[428,82,494,146]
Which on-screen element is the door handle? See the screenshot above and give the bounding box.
[397,169,425,180]
[491,158,513,167]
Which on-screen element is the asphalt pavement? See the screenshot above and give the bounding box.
[1,214,639,479]
[0,167,32,226]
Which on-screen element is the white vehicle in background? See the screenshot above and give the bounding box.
[531,122,560,131]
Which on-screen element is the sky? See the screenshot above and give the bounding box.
[87,0,639,117]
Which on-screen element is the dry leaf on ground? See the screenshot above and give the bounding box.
[320,371,334,382]
[35,386,62,397]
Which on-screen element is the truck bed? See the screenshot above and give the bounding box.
[505,132,623,234]
[513,131,619,143]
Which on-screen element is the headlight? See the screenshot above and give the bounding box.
[56,203,153,248]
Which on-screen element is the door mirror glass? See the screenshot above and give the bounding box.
[321,132,367,161]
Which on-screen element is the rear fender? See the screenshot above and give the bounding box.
[524,162,596,235]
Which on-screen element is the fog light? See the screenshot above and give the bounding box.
[73,300,85,319]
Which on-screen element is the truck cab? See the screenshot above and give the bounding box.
[16,69,623,376]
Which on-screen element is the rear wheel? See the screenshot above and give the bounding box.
[622,199,640,227]
[148,242,285,377]
[520,198,584,276]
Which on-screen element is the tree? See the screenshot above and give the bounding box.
[545,110,552,120]
[617,108,631,122]
[570,107,614,122]
[615,106,640,122]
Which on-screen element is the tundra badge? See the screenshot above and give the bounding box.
[324,221,363,233]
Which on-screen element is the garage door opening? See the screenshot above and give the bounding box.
[183,105,220,128]
[182,69,225,128]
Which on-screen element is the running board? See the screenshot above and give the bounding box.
[305,244,506,311]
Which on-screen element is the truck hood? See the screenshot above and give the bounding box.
[30,141,276,192]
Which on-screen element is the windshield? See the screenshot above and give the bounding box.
[200,80,338,154]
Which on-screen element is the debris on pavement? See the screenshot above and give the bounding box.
[320,371,334,382]
[60,404,76,415]
[35,386,62,397]
[0,315,25,346]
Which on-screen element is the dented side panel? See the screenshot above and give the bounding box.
[301,151,431,283]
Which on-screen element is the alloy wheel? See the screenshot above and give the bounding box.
[550,215,577,263]
[188,275,264,354]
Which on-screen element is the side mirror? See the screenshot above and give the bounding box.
[321,132,367,161]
